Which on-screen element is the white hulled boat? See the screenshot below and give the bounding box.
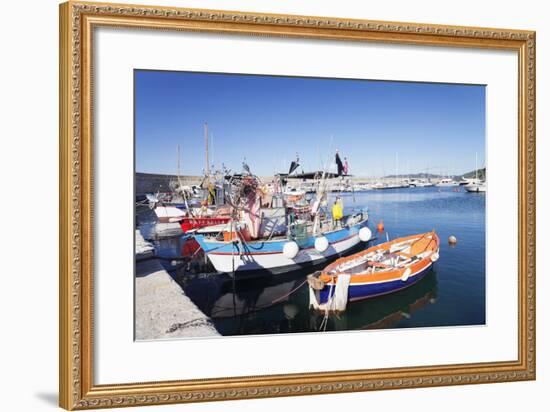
[195,169,371,276]
[464,153,486,193]
[435,178,459,187]
[464,181,486,192]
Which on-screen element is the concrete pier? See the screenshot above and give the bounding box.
[135,233,219,340]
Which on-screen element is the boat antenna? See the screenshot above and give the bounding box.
[395,152,399,185]
[204,122,210,183]
[475,152,478,181]
[211,131,215,172]
[177,144,180,178]
[176,144,192,215]
[313,136,334,235]
[176,144,183,189]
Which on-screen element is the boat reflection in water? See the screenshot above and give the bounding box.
[177,252,438,335]
[310,270,438,332]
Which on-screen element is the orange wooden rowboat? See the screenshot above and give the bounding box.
[309,231,440,309]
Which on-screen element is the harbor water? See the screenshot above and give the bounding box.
[137,186,486,336]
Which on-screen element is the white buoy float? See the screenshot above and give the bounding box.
[448,235,457,245]
[283,241,299,259]
[314,236,329,252]
[359,227,372,242]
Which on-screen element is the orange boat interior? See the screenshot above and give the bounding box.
[320,231,439,284]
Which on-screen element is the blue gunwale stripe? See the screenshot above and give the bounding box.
[195,218,367,255]
[318,265,432,304]
[209,233,358,255]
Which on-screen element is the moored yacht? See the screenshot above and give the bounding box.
[464,153,486,193]
[435,178,459,187]
[464,181,486,192]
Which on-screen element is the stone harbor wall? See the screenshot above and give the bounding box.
[134,232,219,339]
[135,172,275,197]
[135,173,202,197]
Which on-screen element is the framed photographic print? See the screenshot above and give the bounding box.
[59,1,536,409]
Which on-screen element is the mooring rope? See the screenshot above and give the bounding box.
[270,279,308,304]
[319,280,335,331]
[209,278,309,316]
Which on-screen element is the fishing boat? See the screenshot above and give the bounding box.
[308,231,439,311]
[194,211,370,275]
[148,187,231,229]
[177,207,232,232]
[148,197,187,223]
[194,162,371,275]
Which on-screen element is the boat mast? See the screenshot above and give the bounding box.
[177,143,191,213]
[176,143,184,189]
[204,122,210,183]
[313,138,333,236]
[211,132,214,172]
[395,152,398,185]
[475,152,478,181]
[177,144,181,178]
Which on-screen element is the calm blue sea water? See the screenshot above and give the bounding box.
[138,186,486,336]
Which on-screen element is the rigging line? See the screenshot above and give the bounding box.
[231,218,238,318]
[271,279,308,304]
[210,279,309,315]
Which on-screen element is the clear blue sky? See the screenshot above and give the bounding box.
[135,70,485,177]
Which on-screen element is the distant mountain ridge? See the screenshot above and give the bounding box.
[384,168,486,181]
[461,167,486,180]
[384,173,441,179]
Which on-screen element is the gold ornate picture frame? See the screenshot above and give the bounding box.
[59,1,536,409]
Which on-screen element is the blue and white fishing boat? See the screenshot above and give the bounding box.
[194,211,371,275]
[194,154,372,275]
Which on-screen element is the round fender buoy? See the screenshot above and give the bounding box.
[401,267,412,282]
[359,227,372,242]
[448,235,457,245]
[431,252,440,262]
[283,241,299,259]
[314,236,329,252]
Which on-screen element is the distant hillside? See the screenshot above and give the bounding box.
[461,168,486,180]
[384,168,485,181]
[384,173,442,179]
